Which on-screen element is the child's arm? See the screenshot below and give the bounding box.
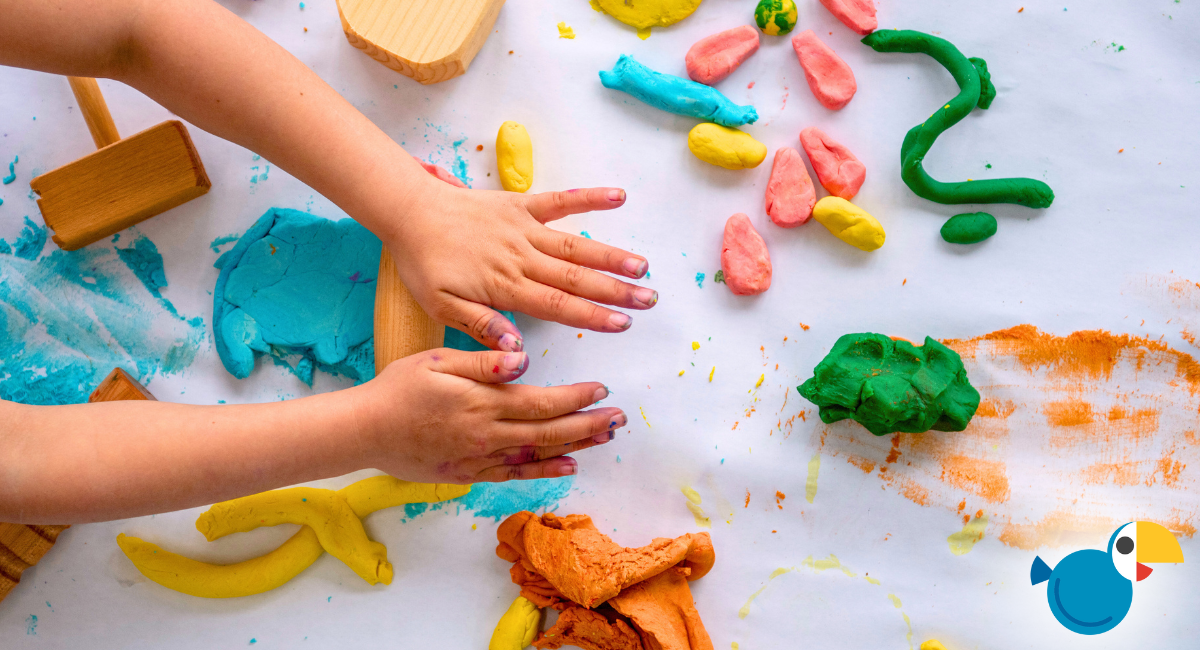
[0,349,622,524]
[0,0,657,352]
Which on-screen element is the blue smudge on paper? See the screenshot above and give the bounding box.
[695,272,705,288]
[581,231,592,239]
[3,156,17,184]
[451,477,575,521]
[0,216,47,261]
[25,614,37,635]
[450,138,472,187]
[0,232,204,405]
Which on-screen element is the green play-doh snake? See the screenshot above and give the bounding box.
[862,30,1054,209]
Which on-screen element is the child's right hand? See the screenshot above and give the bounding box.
[351,349,622,484]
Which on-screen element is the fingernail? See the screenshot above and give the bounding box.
[501,352,527,371]
[560,458,578,475]
[608,313,632,330]
[609,412,628,429]
[593,386,609,403]
[622,258,648,278]
[498,332,524,352]
[607,189,626,202]
[633,287,658,308]
[593,430,616,444]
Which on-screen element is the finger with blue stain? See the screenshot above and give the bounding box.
[599,55,758,127]
[1031,521,1184,635]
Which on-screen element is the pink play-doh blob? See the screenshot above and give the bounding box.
[721,213,772,296]
[764,147,816,228]
[791,30,857,111]
[800,127,865,200]
[817,0,877,36]
[685,25,760,86]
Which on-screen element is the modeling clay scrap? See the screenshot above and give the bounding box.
[765,146,816,227]
[557,22,575,39]
[497,511,715,650]
[721,213,772,295]
[688,123,767,170]
[940,211,997,244]
[798,333,981,435]
[920,641,949,650]
[414,156,468,188]
[685,26,759,85]
[862,30,1054,208]
[754,0,797,36]
[213,208,381,384]
[818,0,877,35]
[811,196,884,251]
[2,156,16,184]
[497,121,534,193]
[800,127,865,200]
[600,55,759,127]
[791,30,857,110]
[490,596,542,650]
[591,0,703,40]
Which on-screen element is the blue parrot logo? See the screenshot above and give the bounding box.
[1031,521,1184,634]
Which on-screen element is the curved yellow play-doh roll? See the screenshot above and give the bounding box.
[339,476,471,517]
[196,487,392,585]
[687,123,767,170]
[812,196,886,251]
[116,529,323,598]
[496,121,533,192]
[489,596,542,650]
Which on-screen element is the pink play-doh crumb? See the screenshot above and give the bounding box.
[685,25,760,86]
[764,147,816,228]
[800,127,865,200]
[414,156,467,188]
[791,30,856,111]
[721,213,772,296]
[817,0,877,36]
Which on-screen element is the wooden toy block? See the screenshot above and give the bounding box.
[337,0,506,85]
[374,247,444,373]
[0,368,156,603]
[30,77,210,251]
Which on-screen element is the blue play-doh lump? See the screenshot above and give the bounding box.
[599,54,758,127]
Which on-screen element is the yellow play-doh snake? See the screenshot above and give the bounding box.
[687,123,767,170]
[496,121,533,192]
[118,477,469,598]
[812,196,886,252]
[489,596,542,650]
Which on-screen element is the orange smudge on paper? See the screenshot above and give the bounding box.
[939,455,1011,503]
[977,399,1016,418]
[846,455,876,474]
[902,278,907,286]
[956,499,966,513]
[732,421,739,430]
[744,490,751,508]
[1044,398,1095,426]
[775,491,786,509]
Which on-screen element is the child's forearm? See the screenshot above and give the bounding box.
[0,0,432,241]
[0,389,369,524]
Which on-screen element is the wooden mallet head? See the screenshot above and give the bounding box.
[30,77,211,251]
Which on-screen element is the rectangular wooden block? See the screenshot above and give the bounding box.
[30,120,211,251]
[0,368,156,603]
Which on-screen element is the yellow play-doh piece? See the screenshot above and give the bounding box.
[688,123,767,170]
[196,487,392,585]
[591,0,702,40]
[496,121,533,192]
[488,596,542,650]
[812,196,886,251]
[118,478,469,598]
[116,529,324,599]
[920,641,949,650]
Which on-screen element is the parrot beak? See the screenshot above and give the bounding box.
[1135,521,1185,581]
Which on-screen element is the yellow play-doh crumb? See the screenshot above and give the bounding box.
[557,22,575,39]
[472,524,477,531]
[920,641,949,650]
[708,366,715,382]
[755,374,764,388]
[678,370,685,376]
[639,406,651,428]
[692,341,700,351]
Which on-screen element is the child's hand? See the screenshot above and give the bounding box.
[351,349,623,483]
[385,180,657,351]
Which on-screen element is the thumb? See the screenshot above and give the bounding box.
[423,348,529,384]
[441,296,524,352]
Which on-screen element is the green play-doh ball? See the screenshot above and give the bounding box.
[754,0,798,36]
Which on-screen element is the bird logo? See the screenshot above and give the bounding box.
[1030,521,1184,634]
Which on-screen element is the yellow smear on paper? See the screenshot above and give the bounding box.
[865,575,881,585]
[755,374,765,388]
[802,554,856,578]
[948,514,989,555]
[681,486,711,528]
[709,366,715,382]
[731,644,739,650]
[557,22,575,38]
[737,567,794,618]
[639,406,651,428]
[805,453,821,503]
[692,341,700,351]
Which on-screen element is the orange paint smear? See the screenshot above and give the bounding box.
[813,325,1200,550]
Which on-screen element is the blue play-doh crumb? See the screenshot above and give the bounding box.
[695,272,705,288]
[3,156,17,184]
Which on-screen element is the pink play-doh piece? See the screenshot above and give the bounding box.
[799,127,865,200]
[791,30,857,111]
[686,25,760,86]
[764,147,816,228]
[721,213,772,296]
[414,156,467,188]
[817,0,877,36]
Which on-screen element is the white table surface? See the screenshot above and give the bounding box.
[1,0,1198,648]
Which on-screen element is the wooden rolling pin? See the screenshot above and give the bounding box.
[374,247,443,372]
[0,369,156,604]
